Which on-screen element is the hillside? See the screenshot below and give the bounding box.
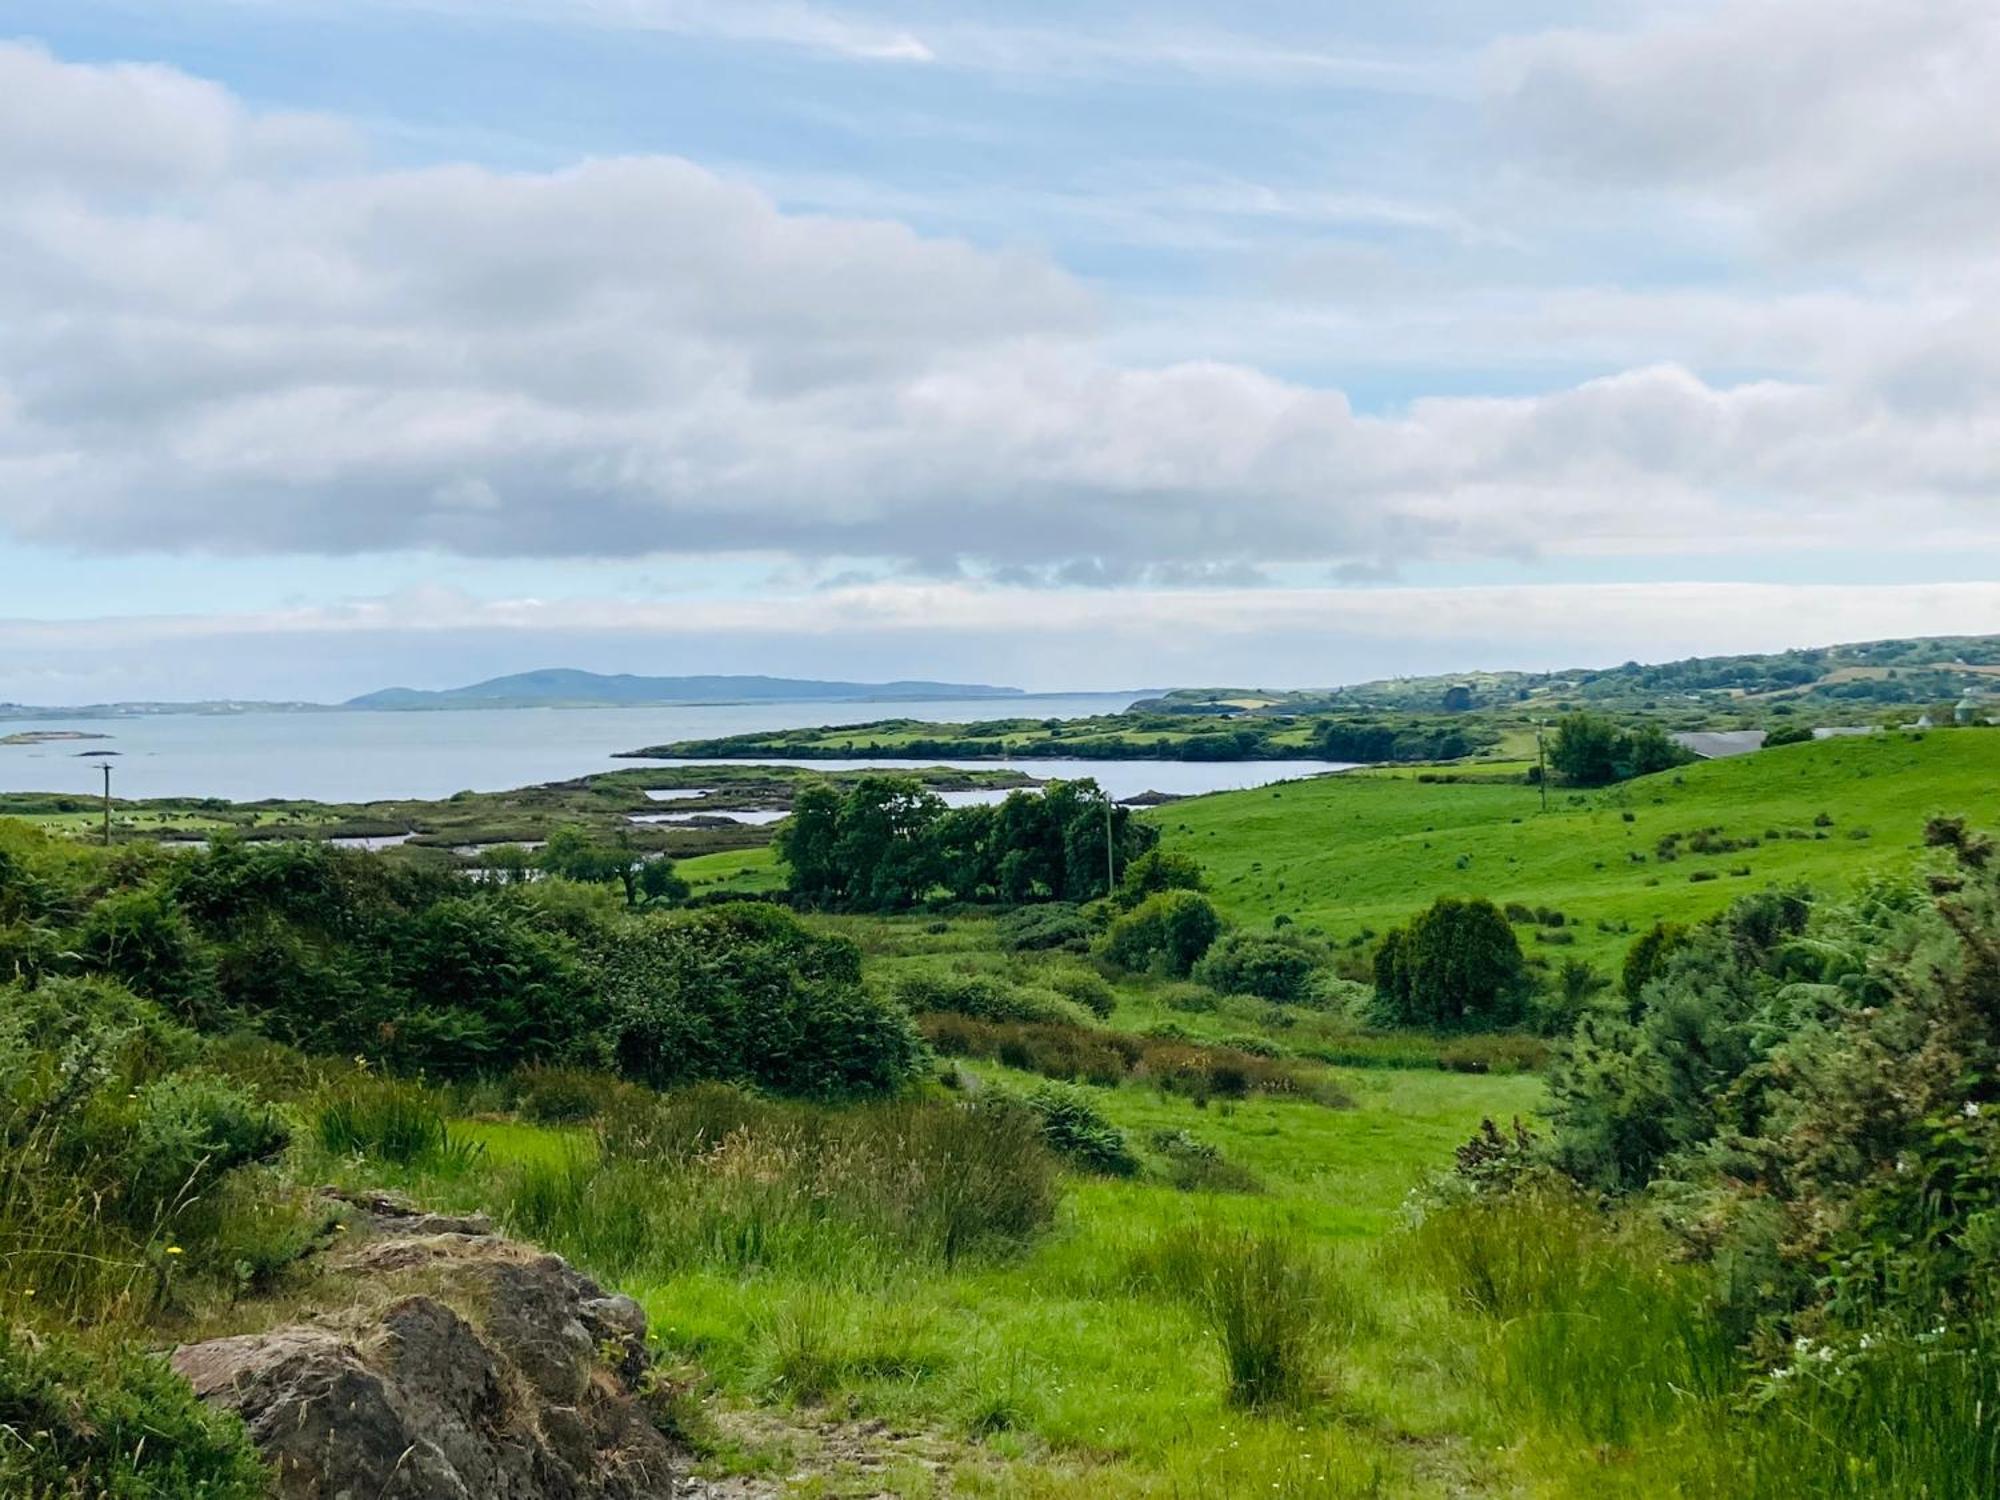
[347,669,1026,709]
[1151,727,2000,969]
[1135,632,2000,718]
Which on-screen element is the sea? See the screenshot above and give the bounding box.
[0,695,1348,804]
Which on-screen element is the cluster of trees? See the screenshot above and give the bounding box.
[1545,712,1693,786]
[0,824,921,1097]
[1311,718,1494,763]
[776,776,1156,911]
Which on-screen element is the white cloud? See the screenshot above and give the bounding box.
[1492,0,2000,261]
[1,42,1998,582]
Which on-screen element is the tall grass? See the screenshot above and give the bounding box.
[311,1072,479,1168]
[1401,1187,1740,1449]
[499,1085,1059,1285]
[1131,1223,1347,1411]
[1721,1315,2000,1499]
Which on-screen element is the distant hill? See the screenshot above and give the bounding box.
[1131,634,2000,719]
[345,670,1026,710]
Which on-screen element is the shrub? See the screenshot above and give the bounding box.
[1621,921,1688,1004]
[995,904,1091,953]
[1045,966,1117,1019]
[1147,1129,1263,1194]
[605,905,925,1097]
[0,1328,267,1499]
[1111,849,1208,911]
[891,970,1084,1025]
[1194,931,1328,1005]
[1022,1082,1138,1175]
[1101,890,1223,976]
[1373,897,1527,1029]
[512,1065,629,1124]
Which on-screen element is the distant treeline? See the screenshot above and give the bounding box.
[655,713,1498,765]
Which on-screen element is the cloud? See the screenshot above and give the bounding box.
[2,43,1999,581]
[1491,0,2000,260]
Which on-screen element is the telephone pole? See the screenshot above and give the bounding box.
[1535,724,1549,814]
[101,762,113,846]
[1105,798,1116,894]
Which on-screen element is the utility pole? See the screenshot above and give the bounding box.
[1535,724,1549,814]
[101,762,113,847]
[1105,798,1117,894]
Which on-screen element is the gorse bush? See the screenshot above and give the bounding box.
[995,903,1092,953]
[0,1326,268,1499]
[890,969,1086,1026]
[0,977,298,1322]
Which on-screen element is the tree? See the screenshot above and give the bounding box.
[775,783,843,907]
[1374,897,1526,1028]
[1550,713,1694,786]
[1112,849,1207,911]
[537,825,681,908]
[1549,713,1622,787]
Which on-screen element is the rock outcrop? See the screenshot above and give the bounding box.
[172,1194,684,1499]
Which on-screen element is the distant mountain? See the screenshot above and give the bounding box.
[345,670,1026,710]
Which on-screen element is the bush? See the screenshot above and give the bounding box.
[1101,890,1223,976]
[1147,1129,1263,1194]
[0,1328,267,1499]
[1373,897,1527,1029]
[1194,931,1328,1005]
[512,1065,630,1124]
[605,905,925,1097]
[1111,849,1207,911]
[1045,966,1117,1019]
[995,904,1091,953]
[1021,1082,1138,1175]
[891,970,1085,1025]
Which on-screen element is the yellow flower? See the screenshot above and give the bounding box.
[165,1245,184,1256]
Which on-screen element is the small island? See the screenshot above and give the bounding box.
[1,729,113,747]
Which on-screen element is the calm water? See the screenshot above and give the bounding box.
[0,695,1144,802]
[633,757,1353,803]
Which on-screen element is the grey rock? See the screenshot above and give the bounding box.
[174,1232,681,1499]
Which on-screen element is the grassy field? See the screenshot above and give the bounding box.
[1153,729,2000,968]
[327,1049,1539,1497]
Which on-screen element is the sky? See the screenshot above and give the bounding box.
[2,0,1997,702]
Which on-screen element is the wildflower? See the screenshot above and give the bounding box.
[1964,1101,1983,1119]
[165,1245,184,1256]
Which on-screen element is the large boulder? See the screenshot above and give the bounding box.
[172,1205,682,1499]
